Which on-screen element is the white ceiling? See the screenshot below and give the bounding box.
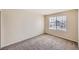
[0,9,71,15]
[23,9,71,15]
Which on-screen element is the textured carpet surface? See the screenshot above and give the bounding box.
[1,34,78,50]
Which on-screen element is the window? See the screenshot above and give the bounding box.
[49,16,67,32]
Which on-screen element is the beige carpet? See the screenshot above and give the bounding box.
[1,34,78,50]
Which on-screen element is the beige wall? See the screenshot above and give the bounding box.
[0,11,1,48]
[44,10,78,42]
[1,10,44,48]
[78,9,79,47]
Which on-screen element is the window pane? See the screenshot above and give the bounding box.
[49,16,67,32]
[49,17,56,30]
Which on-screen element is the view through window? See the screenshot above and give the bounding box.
[49,16,67,32]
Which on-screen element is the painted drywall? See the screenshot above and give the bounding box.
[44,10,78,42]
[78,9,79,48]
[1,10,44,48]
[0,11,1,48]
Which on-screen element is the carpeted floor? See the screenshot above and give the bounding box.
[1,34,78,50]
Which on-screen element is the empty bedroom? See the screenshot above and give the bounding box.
[0,9,78,50]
